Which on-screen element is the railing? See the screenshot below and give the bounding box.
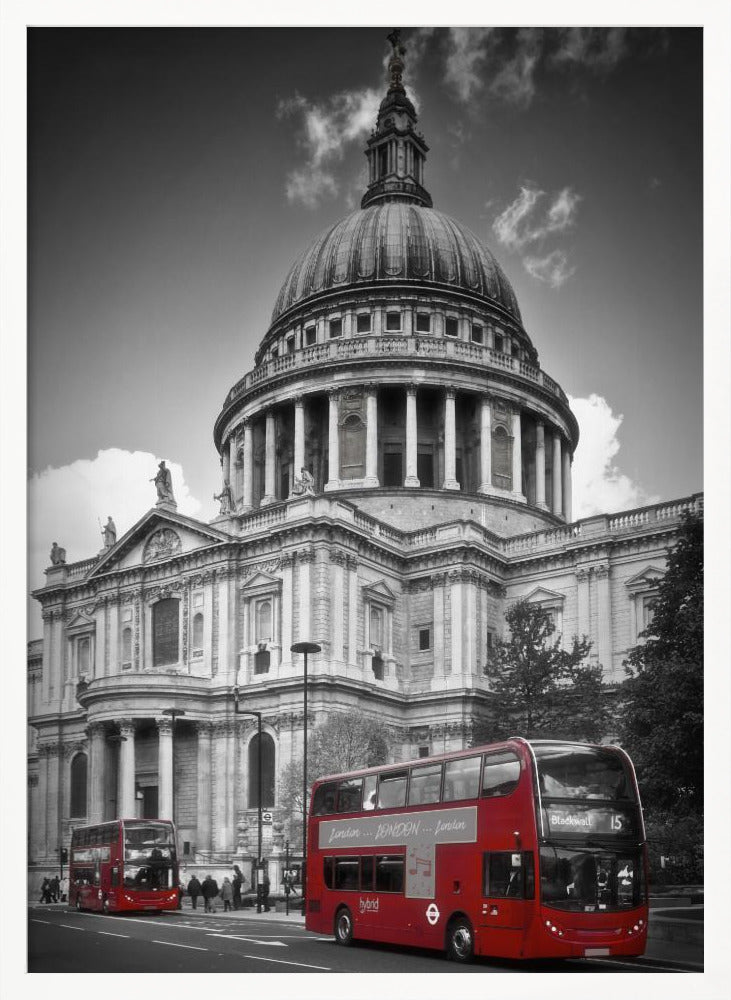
[223,336,569,409]
[65,557,99,579]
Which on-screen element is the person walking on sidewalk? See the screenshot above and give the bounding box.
[202,875,219,913]
[232,865,245,910]
[221,877,234,912]
[49,875,60,902]
[39,878,52,904]
[261,869,271,912]
[187,874,202,910]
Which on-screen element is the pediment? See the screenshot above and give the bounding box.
[65,611,96,634]
[241,571,281,593]
[625,565,664,592]
[87,509,230,579]
[362,579,397,605]
[523,585,565,606]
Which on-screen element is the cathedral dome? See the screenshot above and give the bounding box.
[270,203,523,327]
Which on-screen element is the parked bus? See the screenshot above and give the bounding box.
[305,739,648,962]
[69,818,179,914]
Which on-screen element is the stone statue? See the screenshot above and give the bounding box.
[151,460,175,503]
[50,542,66,565]
[213,480,233,514]
[291,467,315,496]
[102,516,117,548]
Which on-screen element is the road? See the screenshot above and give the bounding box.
[28,906,695,974]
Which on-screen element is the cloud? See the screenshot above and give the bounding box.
[523,250,576,288]
[489,28,542,108]
[551,28,628,72]
[443,27,493,103]
[277,87,381,208]
[569,395,658,518]
[492,184,581,286]
[28,449,207,636]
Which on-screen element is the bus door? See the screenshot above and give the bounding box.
[479,850,534,958]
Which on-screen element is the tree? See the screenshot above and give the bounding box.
[479,599,607,742]
[279,712,390,845]
[619,511,703,815]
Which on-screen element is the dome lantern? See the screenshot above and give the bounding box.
[361,29,432,210]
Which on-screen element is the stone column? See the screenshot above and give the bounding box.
[478,395,492,493]
[222,438,231,491]
[330,551,345,663]
[552,431,562,515]
[596,563,613,679]
[577,568,590,639]
[511,407,523,497]
[443,389,459,490]
[41,611,53,708]
[242,419,253,511]
[45,745,61,861]
[281,554,294,669]
[298,550,314,639]
[432,574,446,680]
[405,384,420,487]
[365,385,379,487]
[535,421,547,509]
[293,396,305,475]
[562,446,573,522]
[449,570,462,675]
[262,410,276,505]
[325,391,340,491]
[87,722,107,824]
[195,722,213,855]
[347,555,358,667]
[157,717,174,821]
[118,720,136,818]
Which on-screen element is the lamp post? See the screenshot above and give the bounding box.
[233,687,263,913]
[161,709,186,823]
[290,640,321,911]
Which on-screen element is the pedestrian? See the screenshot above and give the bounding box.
[39,878,52,904]
[201,874,219,913]
[187,874,202,910]
[49,875,60,902]
[60,875,69,903]
[232,866,243,910]
[221,877,234,912]
[261,869,271,912]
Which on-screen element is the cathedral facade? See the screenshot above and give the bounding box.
[27,37,701,889]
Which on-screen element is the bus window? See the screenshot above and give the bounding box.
[375,856,404,893]
[334,858,359,891]
[362,774,377,810]
[484,851,534,899]
[312,782,338,815]
[337,778,363,813]
[377,770,408,809]
[323,857,334,889]
[443,756,480,801]
[408,763,442,805]
[361,855,374,890]
[481,751,521,798]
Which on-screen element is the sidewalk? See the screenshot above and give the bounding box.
[176,897,305,924]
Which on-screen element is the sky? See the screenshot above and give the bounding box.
[22,26,704,632]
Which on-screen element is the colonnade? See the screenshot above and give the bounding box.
[221,385,573,520]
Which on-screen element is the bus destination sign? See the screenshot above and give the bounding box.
[545,805,636,837]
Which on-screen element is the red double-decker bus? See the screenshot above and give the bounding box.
[305,739,648,962]
[69,818,179,914]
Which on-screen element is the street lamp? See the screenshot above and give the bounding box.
[233,687,263,914]
[161,709,186,822]
[290,640,321,911]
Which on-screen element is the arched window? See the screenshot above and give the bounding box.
[121,627,132,667]
[255,600,272,643]
[192,612,204,650]
[153,598,179,666]
[340,412,365,480]
[70,753,88,817]
[492,425,512,490]
[248,732,275,808]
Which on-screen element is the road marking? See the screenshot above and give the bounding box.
[584,958,692,973]
[241,954,331,970]
[152,940,209,952]
[207,933,287,947]
[98,931,130,938]
[31,920,53,925]
[59,924,85,931]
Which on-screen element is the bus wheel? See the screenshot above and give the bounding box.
[446,917,474,963]
[334,906,353,946]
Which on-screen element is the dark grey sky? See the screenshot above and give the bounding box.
[28,27,703,513]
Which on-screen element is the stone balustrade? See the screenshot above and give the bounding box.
[224,335,568,408]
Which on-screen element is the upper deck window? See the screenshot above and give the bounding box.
[533,745,634,802]
[481,751,521,798]
[443,755,481,801]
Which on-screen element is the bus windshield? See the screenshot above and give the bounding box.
[122,821,176,889]
[533,744,635,801]
[540,845,645,912]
